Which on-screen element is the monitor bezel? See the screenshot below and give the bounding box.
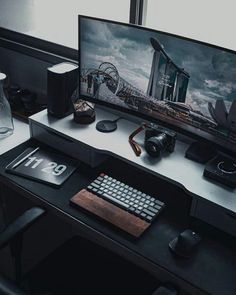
[78,14,236,156]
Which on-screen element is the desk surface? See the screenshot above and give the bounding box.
[0,118,29,155]
[0,140,235,295]
[30,108,236,213]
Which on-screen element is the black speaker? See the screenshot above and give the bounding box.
[47,62,78,118]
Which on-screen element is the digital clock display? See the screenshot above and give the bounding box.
[6,147,79,187]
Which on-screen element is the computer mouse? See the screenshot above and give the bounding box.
[169,229,201,258]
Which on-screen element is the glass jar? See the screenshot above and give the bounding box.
[0,73,14,138]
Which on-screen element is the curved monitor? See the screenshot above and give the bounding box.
[79,15,236,155]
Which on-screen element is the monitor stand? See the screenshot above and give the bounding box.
[185,141,217,164]
[96,117,122,133]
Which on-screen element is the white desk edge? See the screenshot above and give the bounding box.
[0,118,29,156]
[29,108,236,213]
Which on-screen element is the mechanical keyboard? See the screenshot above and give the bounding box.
[87,173,165,223]
[70,173,165,237]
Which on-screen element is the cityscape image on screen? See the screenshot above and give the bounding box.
[79,16,236,152]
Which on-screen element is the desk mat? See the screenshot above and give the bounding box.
[70,189,150,237]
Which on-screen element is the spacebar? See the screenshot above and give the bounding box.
[102,193,130,210]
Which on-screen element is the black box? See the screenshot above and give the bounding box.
[204,154,236,188]
[47,62,78,118]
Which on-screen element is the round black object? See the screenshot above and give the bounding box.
[145,133,168,157]
[96,120,117,133]
[218,161,236,174]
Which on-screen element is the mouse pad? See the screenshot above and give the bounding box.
[5,146,79,187]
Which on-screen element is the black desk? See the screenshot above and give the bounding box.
[0,140,236,295]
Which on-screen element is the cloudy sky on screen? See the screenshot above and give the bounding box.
[80,17,236,116]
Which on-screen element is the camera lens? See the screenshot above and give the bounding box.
[145,133,168,157]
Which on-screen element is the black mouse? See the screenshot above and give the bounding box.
[169,229,201,258]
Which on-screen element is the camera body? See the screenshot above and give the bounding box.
[144,125,176,157]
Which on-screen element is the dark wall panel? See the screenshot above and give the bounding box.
[0,47,53,102]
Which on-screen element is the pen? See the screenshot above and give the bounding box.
[12,147,40,169]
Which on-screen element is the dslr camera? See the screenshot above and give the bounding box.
[144,125,176,157]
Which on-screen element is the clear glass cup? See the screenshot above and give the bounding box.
[0,73,14,138]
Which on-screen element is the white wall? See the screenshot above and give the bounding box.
[0,0,130,48]
[146,0,236,51]
[1,0,235,50]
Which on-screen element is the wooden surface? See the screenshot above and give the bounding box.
[70,189,150,238]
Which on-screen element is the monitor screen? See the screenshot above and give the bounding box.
[79,15,236,154]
